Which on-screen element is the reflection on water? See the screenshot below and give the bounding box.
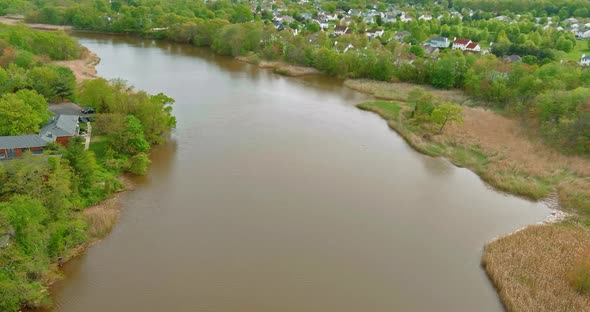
[40,33,551,312]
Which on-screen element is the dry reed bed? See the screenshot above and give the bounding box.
[483,224,590,312]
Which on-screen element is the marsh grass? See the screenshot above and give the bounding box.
[483,224,590,312]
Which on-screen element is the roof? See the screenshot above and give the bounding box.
[503,55,522,62]
[366,29,383,33]
[466,42,479,49]
[430,36,448,42]
[334,25,348,31]
[0,135,48,149]
[454,38,471,45]
[40,115,79,141]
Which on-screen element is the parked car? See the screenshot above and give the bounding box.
[79,116,90,123]
[81,107,95,114]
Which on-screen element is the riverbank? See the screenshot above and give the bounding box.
[353,83,590,311]
[41,176,134,288]
[0,16,72,31]
[52,48,100,81]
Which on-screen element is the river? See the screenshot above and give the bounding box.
[45,33,550,312]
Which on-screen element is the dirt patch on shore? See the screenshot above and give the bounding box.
[483,223,590,312]
[236,56,319,77]
[52,48,100,82]
[0,16,72,31]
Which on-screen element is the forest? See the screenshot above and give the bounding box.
[0,25,175,311]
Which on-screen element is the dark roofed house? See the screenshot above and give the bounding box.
[503,55,522,63]
[40,115,80,146]
[0,135,47,160]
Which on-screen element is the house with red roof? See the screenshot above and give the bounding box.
[452,37,481,52]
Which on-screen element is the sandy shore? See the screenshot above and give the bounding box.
[0,16,72,31]
[52,48,101,82]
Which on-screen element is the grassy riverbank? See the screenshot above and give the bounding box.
[353,80,590,311]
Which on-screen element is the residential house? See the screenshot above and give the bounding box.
[365,29,384,39]
[582,54,590,66]
[273,21,286,30]
[424,36,450,48]
[314,19,329,30]
[40,115,80,146]
[343,44,355,53]
[301,13,312,20]
[383,14,397,23]
[363,16,375,24]
[281,15,295,24]
[324,12,338,21]
[340,16,354,26]
[575,29,590,39]
[394,31,411,42]
[348,9,362,17]
[419,14,432,21]
[334,25,349,36]
[495,15,510,22]
[423,45,439,56]
[400,13,413,22]
[0,135,47,160]
[465,41,481,52]
[452,37,471,50]
[503,55,522,63]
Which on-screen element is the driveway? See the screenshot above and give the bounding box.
[49,102,84,116]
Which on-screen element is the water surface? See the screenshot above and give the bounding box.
[47,33,549,312]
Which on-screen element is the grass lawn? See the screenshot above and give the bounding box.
[563,39,590,61]
[89,136,109,161]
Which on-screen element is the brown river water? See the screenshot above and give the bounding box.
[42,33,550,312]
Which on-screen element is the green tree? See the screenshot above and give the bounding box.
[430,102,464,133]
[111,115,150,155]
[0,93,43,135]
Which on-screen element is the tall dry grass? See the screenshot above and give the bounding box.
[83,197,121,239]
[483,224,590,312]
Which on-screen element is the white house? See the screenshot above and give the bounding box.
[465,42,481,52]
[315,19,329,30]
[581,54,590,66]
[452,37,471,50]
[419,14,432,21]
[452,38,481,52]
[365,29,384,39]
[400,13,413,22]
[334,25,349,36]
[576,29,590,39]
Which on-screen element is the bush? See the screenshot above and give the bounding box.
[126,153,151,175]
